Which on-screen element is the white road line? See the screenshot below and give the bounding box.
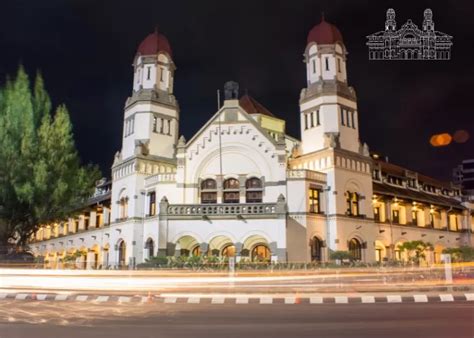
[36,294,48,301]
[164,297,177,304]
[361,296,375,303]
[309,297,323,304]
[386,295,402,303]
[413,295,428,303]
[464,293,474,301]
[439,294,454,302]
[236,297,249,304]
[211,297,225,304]
[284,297,296,304]
[118,296,131,303]
[260,297,273,304]
[95,296,109,302]
[0,293,8,300]
[76,295,88,301]
[15,294,28,300]
[187,297,200,304]
[55,294,68,301]
[335,296,348,304]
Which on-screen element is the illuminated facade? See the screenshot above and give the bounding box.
[30,21,473,268]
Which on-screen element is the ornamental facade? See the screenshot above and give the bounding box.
[31,19,473,268]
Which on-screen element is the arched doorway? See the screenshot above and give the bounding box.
[208,235,234,257]
[175,235,200,256]
[310,237,323,262]
[118,240,126,267]
[251,244,271,261]
[374,240,386,263]
[348,238,362,261]
[145,238,155,259]
[221,244,236,257]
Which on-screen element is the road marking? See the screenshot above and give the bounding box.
[187,297,200,304]
[15,294,28,300]
[284,297,296,304]
[0,293,7,300]
[465,293,474,301]
[413,295,428,303]
[439,294,454,302]
[335,296,348,304]
[118,296,131,303]
[55,294,68,301]
[236,297,249,304]
[361,296,375,303]
[76,295,88,301]
[164,297,177,304]
[260,297,273,304]
[386,295,402,303]
[309,297,323,304]
[36,294,48,301]
[211,297,225,304]
[95,296,109,302]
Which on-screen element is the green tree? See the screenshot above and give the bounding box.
[442,246,474,262]
[397,240,433,264]
[0,66,100,251]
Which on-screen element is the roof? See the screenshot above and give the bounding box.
[239,95,274,117]
[373,182,463,209]
[307,18,344,45]
[137,29,173,57]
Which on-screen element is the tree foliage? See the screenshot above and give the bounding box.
[442,246,474,262]
[397,240,433,264]
[0,66,100,251]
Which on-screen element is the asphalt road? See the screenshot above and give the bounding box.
[1,300,472,338]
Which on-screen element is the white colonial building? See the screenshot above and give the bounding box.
[31,20,474,268]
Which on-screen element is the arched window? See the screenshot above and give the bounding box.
[348,238,362,261]
[246,177,263,203]
[119,192,129,219]
[145,238,154,258]
[221,244,236,257]
[346,191,360,216]
[201,179,217,204]
[191,246,201,257]
[251,245,271,261]
[223,178,240,203]
[310,237,323,262]
[118,240,127,266]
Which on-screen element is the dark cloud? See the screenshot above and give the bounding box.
[0,0,472,179]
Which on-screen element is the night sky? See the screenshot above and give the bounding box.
[1,0,472,181]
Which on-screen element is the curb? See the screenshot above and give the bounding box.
[1,292,473,305]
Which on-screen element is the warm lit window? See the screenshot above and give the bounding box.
[308,187,320,213]
[149,192,156,216]
[252,245,271,261]
[412,210,418,225]
[392,209,400,223]
[223,178,240,203]
[346,192,360,216]
[374,207,380,221]
[246,178,263,203]
[201,179,217,204]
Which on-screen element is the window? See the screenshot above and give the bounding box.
[124,116,135,137]
[75,220,79,233]
[346,109,351,128]
[160,68,164,82]
[392,209,400,223]
[145,238,154,258]
[308,187,320,213]
[223,178,240,203]
[149,192,156,216]
[167,120,171,135]
[310,112,314,128]
[118,240,127,266]
[310,237,323,262]
[337,58,341,73]
[84,214,89,230]
[346,192,359,216]
[325,57,329,71]
[119,197,128,219]
[160,118,164,134]
[152,116,158,132]
[412,210,418,225]
[246,178,263,203]
[96,213,102,227]
[374,207,380,221]
[222,244,236,257]
[304,113,308,130]
[429,213,434,227]
[351,111,356,129]
[312,59,316,73]
[252,245,271,261]
[348,238,362,260]
[201,179,217,204]
[340,108,345,126]
[316,110,320,126]
[146,66,151,80]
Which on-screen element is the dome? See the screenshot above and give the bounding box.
[307,18,343,45]
[136,29,172,57]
